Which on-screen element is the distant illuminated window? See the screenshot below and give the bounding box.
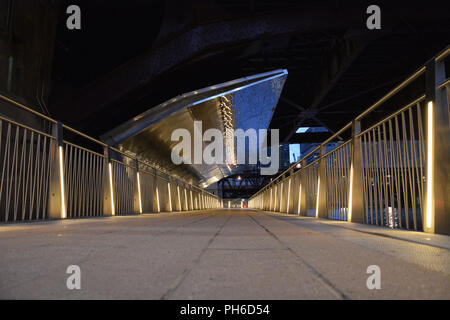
[296,126,328,133]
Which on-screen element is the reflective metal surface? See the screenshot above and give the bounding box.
[101,69,288,187]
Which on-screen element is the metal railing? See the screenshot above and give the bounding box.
[0,94,220,223]
[249,46,450,235]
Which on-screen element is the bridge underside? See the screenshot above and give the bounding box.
[1,209,448,299]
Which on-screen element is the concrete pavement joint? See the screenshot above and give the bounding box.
[248,213,349,300]
[160,213,232,300]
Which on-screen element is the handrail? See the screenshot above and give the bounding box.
[435,46,450,62]
[354,66,425,121]
[63,124,107,147]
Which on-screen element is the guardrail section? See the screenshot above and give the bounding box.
[249,46,449,235]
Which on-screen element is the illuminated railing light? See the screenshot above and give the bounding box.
[59,146,67,219]
[177,186,181,211]
[168,182,172,212]
[156,187,160,212]
[274,186,278,211]
[270,189,273,211]
[287,179,291,213]
[315,177,320,218]
[137,172,143,214]
[108,162,115,216]
[348,164,353,221]
[280,183,284,212]
[297,183,302,214]
[426,101,434,229]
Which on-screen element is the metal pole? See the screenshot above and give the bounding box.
[48,122,66,219]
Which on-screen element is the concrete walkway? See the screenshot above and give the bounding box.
[0,209,448,299]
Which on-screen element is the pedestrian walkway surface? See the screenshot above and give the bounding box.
[0,209,448,299]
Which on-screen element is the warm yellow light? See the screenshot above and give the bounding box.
[270,188,273,211]
[108,163,115,216]
[280,183,284,212]
[58,146,66,219]
[297,183,302,214]
[167,182,172,212]
[184,189,188,210]
[137,172,143,214]
[348,164,353,221]
[177,186,181,211]
[156,187,160,212]
[190,190,193,210]
[228,200,230,208]
[274,186,278,211]
[287,179,291,213]
[315,177,320,218]
[426,101,434,229]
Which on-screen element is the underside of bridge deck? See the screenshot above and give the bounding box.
[1,209,448,299]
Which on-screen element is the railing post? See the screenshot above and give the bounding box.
[348,120,365,223]
[286,170,293,213]
[298,160,307,216]
[103,146,114,216]
[134,159,142,214]
[316,146,328,218]
[424,59,450,234]
[153,168,160,213]
[279,175,285,212]
[48,121,67,219]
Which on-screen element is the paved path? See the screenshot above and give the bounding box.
[0,209,448,299]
